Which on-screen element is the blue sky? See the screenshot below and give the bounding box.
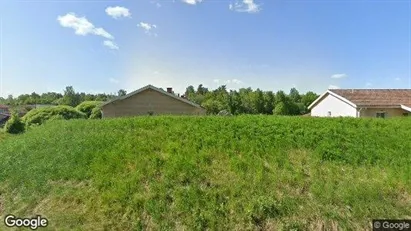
[0,0,410,97]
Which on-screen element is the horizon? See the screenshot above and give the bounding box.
[0,0,411,98]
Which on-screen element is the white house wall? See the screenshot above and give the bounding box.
[311,93,357,117]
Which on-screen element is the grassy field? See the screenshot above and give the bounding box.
[0,116,410,230]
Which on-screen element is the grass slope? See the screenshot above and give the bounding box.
[0,116,410,230]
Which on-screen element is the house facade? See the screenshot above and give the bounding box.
[308,89,411,118]
[101,85,206,118]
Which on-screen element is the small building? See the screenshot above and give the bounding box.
[101,85,206,118]
[308,89,411,118]
[0,105,10,123]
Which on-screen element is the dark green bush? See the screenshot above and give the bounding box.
[22,105,87,126]
[4,112,25,134]
[89,106,102,119]
[75,101,103,118]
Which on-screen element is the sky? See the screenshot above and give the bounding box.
[0,0,410,97]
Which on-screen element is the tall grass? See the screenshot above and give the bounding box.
[0,116,410,230]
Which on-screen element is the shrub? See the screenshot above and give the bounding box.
[89,106,102,119]
[75,101,103,118]
[4,112,25,134]
[22,105,87,126]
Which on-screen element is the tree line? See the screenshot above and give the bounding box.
[0,86,124,107]
[185,84,318,115]
[0,85,319,115]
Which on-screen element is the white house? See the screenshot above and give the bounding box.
[308,89,411,118]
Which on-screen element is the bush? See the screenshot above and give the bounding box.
[22,105,87,126]
[75,101,103,118]
[89,106,102,119]
[4,112,25,134]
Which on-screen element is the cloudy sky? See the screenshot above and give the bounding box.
[0,0,410,97]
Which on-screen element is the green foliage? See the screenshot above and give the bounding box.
[22,105,87,126]
[0,116,410,230]
[0,131,11,141]
[289,87,301,103]
[61,86,81,107]
[75,101,103,118]
[89,106,102,119]
[0,86,117,106]
[0,84,320,116]
[118,89,127,97]
[274,102,288,115]
[202,99,224,114]
[302,91,319,108]
[4,112,25,134]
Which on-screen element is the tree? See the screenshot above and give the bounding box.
[61,86,81,107]
[228,90,242,115]
[301,91,319,108]
[289,88,301,103]
[275,91,287,105]
[273,102,288,115]
[4,112,25,134]
[185,85,195,96]
[17,94,30,105]
[30,92,41,105]
[274,90,301,115]
[202,99,224,115]
[239,88,255,114]
[254,89,265,114]
[6,95,15,106]
[196,84,209,95]
[118,89,127,97]
[264,91,275,115]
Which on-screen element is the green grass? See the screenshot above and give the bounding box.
[0,116,410,230]
[0,131,12,142]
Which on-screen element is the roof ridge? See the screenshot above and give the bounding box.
[101,84,203,108]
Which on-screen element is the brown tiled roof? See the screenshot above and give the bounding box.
[330,89,411,107]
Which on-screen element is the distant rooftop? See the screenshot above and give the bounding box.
[329,89,411,107]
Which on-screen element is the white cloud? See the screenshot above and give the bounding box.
[57,13,114,40]
[229,0,261,13]
[150,0,162,7]
[328,85,340,89]
[215,79,243,85]
[103,40,119,50]
[330,73,347,79]
[138,22,155,30]
[182,0,203,5]
[232,79,243,84]
[109,78,119,84]
[105,6,131,19]
[365,82,372,87]
[138,22,158,36]
[395,77,401,81]
[153,71,160,75]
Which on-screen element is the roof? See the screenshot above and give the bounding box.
[101,84,204,109]
[308,89,411,111]
[0,105,9,109]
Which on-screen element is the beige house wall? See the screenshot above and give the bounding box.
[359,108,409,118]
[102,89,205,118]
